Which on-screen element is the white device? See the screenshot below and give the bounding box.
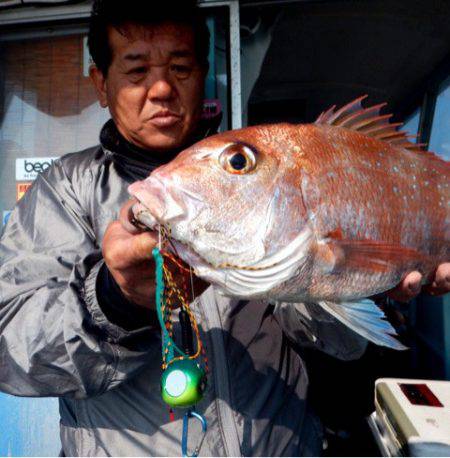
[368,378,450,457]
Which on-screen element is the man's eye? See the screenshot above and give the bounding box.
[170,64,192,79]
[128,67,147,75]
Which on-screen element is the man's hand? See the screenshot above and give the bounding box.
[387,263,450,302]
[102,199,208,309]
[103,209,159,308]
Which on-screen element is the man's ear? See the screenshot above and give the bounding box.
[89,65,108,108]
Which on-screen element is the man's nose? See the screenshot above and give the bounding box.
[147,71,175,101]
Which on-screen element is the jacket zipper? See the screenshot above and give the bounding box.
[201,288,242,457]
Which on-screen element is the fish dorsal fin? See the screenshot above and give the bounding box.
[315,95,424,152]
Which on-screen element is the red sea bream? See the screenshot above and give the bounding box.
[129,97,450,349]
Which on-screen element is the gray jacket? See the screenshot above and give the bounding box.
[0,134,367,456]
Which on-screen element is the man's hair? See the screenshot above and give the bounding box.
[88,0,210,76]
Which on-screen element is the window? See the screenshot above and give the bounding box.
[429,76,450,160]
[0,29,110,225]
[0,7,233,229]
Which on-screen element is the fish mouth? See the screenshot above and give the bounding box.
[131,203,273,274]
[131,202,215,273]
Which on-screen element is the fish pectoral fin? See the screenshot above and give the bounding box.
[318,299,408,350]
[316,237,424,274]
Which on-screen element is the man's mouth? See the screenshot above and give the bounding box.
[149,111,182,128]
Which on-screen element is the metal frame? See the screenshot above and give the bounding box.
[0,1,92,23]
[240,0,326,6]
[0,0,242,129]
[199,0,242,129]
[0,24,88,40]
[228,1,242,129]
[445,298,450,380]
[0,0,21,6]
[417,54,450,145]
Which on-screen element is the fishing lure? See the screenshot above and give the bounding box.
[152,246,208,457]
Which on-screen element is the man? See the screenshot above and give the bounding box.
[0,0,448,456]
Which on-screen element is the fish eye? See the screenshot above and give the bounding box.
[219,143,257,174]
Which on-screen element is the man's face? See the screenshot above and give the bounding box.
[91,22,206,151]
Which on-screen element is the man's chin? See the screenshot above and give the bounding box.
[133,133,188,153]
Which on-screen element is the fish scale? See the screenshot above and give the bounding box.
[299,126,447,247]
[301,124,447,300]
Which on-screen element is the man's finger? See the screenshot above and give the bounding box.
[387,271,422,302]
[425,263,450,296]
[103,221,159,269]
[119,198,144,234]
[132,231,160,261]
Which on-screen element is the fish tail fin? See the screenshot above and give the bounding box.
[318,298,408,350]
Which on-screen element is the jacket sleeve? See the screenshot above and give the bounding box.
[274,302,368,361]
[0,160,161,399]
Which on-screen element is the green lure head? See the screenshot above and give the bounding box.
[161,358,207,408]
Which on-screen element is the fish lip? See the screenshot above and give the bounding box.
[130,176,189,224]
[149,174,204,204]
[130,199,212,269]
[167,235,264,272]
[131,202,158,228]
